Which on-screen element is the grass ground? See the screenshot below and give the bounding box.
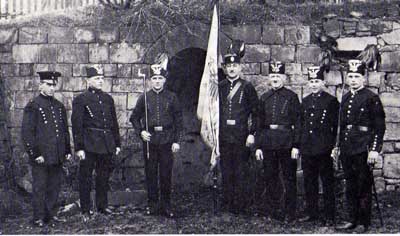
[1,188,400,234]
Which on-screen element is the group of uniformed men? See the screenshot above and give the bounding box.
[21,41,385,233]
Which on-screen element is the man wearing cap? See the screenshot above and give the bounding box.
[298,66,338,226]
[71,65,121,222]
[335,60,385,233]
[255,61,301,223]
[218,43,259,214]
[129,55,183,218]
[22,71,71,227]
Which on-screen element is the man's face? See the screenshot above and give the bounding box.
[308,79,325,94]
[87,76,104,90]
[346,72,365,90]
[268,74,285,89]
[39,80,57,97]
[151,76,166,90]
[224,63,241,79]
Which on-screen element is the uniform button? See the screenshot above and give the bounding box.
[309,130,313,134]
[310,122,313,125]
[56,130,59,133]
[345,138,348,141]
[104,131,106,134]
[347,110,351,114]
[310,113,314,117]
[56,135,59,137]
[350,100,353,103]
[99,101,102,104]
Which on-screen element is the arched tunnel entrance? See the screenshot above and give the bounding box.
[166,47,212,191]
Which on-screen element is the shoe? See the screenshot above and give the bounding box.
[336,222,357,230]
[98,208,113,215]
[353,225,369,233]
[81,213,91,223]
[33,219,45,227]
[51,216,67,223]
[298,215,317,223]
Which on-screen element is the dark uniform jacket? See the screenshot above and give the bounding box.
[129,89,183,145]
[339,88,385,156]
[256,87,301,150]
[300,91,339,156]
[219,78,258,145]
[21,94,71,165]
[72,87,121,154]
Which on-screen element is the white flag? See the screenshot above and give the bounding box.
[197,3,220,169]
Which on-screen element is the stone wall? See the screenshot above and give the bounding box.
[0,13,399,193]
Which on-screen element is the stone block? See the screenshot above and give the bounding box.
[13,91,36,109]
[3,77,25,91]
[242,74,269,95]
[384,107,400,123]
[74,27,95,43]
[127,92,141,110]
[57,44,89,63]
[386,184,396,191]
[54,64,73,77]
[62,77,86,92]
[384,73,400,91]
[285,63,302,75]
[97,27,119,43]
[379,29,400,45]
[284,25,310,45]
[7,109,23,127]
[54,92,74,110]
[289,74,307,85]
[270,45,295,62]
[113,93,128,111]
[296,45,321,64]
[384,123,400,141]
[222,25,261,44]
[13,45,40,63]
[375,177,385,193]
[72,64,88,77]
[110,43,146,63]
[1,64,19,77]
[357,21,371,32]
[370,20,392,34]
[117,64,132,78]
[34,64,50,73]
[379,92,400,107]
[373,169,383,177]
[102,77,113,93]
[262,24,284,44]
[380,51,400,72]
[48,27,74,44]
[38,44,57,63]
[243,44,270,63]
[0,52,13,63]
[24,77,40,91]
[104,64,118,76]
[112,78,143,93]
[336,37,377,51]
[261,62,269,76]
[367,71,384,88]
[19,27,47,44]
[241,63,260,75]
[116,110,129,127]
[375,154,383,169]
[325,70,343,86]
[18,64,34,76]
[383,153,400,179]
[395,142,400,152]
[131,64,149,79]
[89,44,109,63]
[0,28,17,44]
[323,19,341,38]
[0,44,13,52]
[382,142,394,153]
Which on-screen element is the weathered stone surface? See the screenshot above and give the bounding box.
[61,77,86,92]
[117,64,132,78]
[116,110,129,127]
[54,92,74,110]
[386,184,396,191]
[0,44,13,52]
[0,53,13,63]
[38,45,57,63]
[375,177,385,193]
[0,28,17,44]
[395,142,400,152]
[336,37,377,51]
[384,107,400,123]
[222,25,261,44]
[89,44,109,63]
[127,92,141,110]
[382,142,395,153]
[373,169,383,177]
[3,77,25,91]
[110,43,146,63]
[379,29,400,45]
[18,64,34,76]
[380,51,400,72]
[48,27,74,44]
[13,91,35,109]
[323,19,341,38]
[325,70,343,86]
[381,90,400,106]
[54,64,73,77]
[243,44,270,63]
[1,64,19,77]
[97,27,119,43]
[103,64,117,76]
[384,123,400,141]
[375,154,384,169]
[57,44,89,63]
[19,27,47,44]
[120,25,164,44]
[383,153,400,179]
[367,71,384,88]
[289,75,307,85]
[384,73,400,91]
[296,45,321,64]
[285,63,302,75]
[261,62,269,76]
[34,64,50,73]
[262,24,284,44]
[13,45,40,63]
[112,78,143,93]
[270,45,295,62]
[284,25,310,45]
[74,27,95,43]
[242,63,260,75]
[111,93,127,111]
[357,21,371,32]
[102,77,113,93]
[370,20,392,34]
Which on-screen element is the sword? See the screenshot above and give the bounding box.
[369,163,384,228]
[138,69,150,160]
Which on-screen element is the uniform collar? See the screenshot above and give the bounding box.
[227,77,240,84]
[350,86,364,95]
[311,91,323,98]
[152,87,164,94]
[271,86,284,93]
[88,86,102,94]
[39,93,54,100]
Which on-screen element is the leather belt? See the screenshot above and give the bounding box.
[86,127,110,132]
[346,125,369,132]
[149,126,172,132]
[266,124,293,131]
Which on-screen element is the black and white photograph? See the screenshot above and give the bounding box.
[0,0,399,234]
